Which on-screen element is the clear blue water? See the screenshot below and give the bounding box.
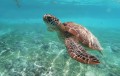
[0,0,120,76]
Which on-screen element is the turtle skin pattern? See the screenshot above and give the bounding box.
[43,14,103,64]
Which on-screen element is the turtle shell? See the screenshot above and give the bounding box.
[62,22,103,51]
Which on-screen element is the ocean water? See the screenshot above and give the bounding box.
[0,0,120,76]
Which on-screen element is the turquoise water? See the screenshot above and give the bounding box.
[0,0,120,76]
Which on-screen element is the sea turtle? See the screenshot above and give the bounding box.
[43,14,103,64]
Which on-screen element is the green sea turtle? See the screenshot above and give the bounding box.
[43,14,103,64]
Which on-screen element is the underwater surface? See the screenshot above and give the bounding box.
[0,0,120,76]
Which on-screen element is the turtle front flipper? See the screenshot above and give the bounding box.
[65,37,100,64]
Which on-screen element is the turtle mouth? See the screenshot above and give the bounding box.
[43,14,59,25]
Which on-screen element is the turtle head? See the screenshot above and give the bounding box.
[43,14,61,31]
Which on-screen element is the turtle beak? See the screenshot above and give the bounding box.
[43,14,47,21]
[43,14,51,19]
[43,14,51,22]
[43,14,60,25]
[43,14,54,24]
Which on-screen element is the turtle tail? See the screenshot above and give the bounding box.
[65,37,100,64]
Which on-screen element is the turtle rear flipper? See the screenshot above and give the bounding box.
[65,37,100,64]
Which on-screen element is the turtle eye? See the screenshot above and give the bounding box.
[47,17,52,22]
[55,18,59,21]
